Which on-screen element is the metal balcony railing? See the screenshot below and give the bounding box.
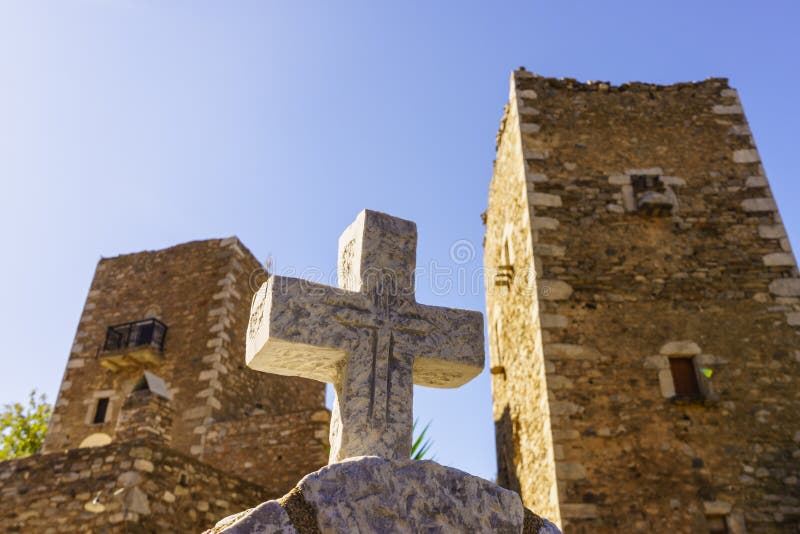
[102,318,167,354]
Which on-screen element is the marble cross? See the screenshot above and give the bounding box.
[246,210,484,463]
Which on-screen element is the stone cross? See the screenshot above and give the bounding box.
[246,210,484,463]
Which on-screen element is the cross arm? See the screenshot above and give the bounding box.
[246,275,364,384]
[402,303,485,389]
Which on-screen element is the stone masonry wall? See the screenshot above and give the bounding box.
[202,408,331,497]
[43,238,325,462]
[487,69,800,533]
[0,438,265,532]
[485,74,561,526]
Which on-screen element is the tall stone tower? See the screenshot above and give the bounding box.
[485,69,799,533]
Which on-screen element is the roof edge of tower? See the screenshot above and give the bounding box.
[511,66,730,93]
[97,236,262,268]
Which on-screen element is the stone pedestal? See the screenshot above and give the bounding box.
[208,456,560,534]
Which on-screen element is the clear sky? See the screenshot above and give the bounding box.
[0,1,797,480]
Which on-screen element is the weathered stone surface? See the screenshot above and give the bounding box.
[215,457,560,534]
[712,104,743,114]
[745,175,768,188]
[763,252,795,267]
[487,71,800,532]
[741,197,777,212]
[301,457,526,533]
[213,500,297,534]
[759,224,786,239]
[530,192,563,207]
[247,210,484,463]
[659,340,702,356]
[769,278,800,297]
[0,438,267,533]
[733,149,760,163]
[538,280,573,300]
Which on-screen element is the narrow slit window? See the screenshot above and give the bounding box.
[93,398,110,424]
[669,358,701,398]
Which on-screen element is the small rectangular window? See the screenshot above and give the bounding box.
[93,398,110,424]
[669,357,701,398]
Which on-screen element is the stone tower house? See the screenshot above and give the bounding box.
[1,238,330,531]
[485,69,799,533]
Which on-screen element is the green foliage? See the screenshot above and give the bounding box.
[0,390,52,460]
[411,419,433,460]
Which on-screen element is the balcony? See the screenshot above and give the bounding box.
[99,318,167,371]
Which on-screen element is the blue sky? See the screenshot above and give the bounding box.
[0,1,797,480]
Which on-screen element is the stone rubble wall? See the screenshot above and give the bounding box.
[114,390,173,444]
[201,408,331,498]
[487,70,800,533]
[0,438,265,533]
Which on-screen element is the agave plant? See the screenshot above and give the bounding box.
[410,419,433,460]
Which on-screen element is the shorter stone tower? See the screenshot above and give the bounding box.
[485,70,799,533]
[0,238,333,531]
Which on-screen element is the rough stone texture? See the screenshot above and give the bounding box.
[486,70,800,533]
[202,409,331,495]
[114,389,174,444]
[8,238,330,531]
[0,438,266,532]
[210,457,560,534]
[42,238,328,490]
[247,210,485,463]
[213,500,297,534]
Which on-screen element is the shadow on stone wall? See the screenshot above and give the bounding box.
[495,405,521,494]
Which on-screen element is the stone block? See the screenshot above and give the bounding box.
[741,198,777,212]
[745,175,768,188]
[733,149,760,163]
[729,124,751,135]
[525,150,550,160]
[532,217,559,231]
[517,89,538,99]
[769,279,800,297]
[522,124,542,133]
[536,244,566,257]
[763,253,795,267]
[659,341,701,356]
[560,503,598,519]
[658,370,675,398]
[544,344,600,360]
[225,456,549,534]
[540,314,567,329]
[608,174,631,185]
[625,167,663,176]
[556,463,586,480]
[607,204,625,213]
[538,280,573,300]
[528,173,548,183]
[643,355,669,369]
[660,176,686,186]
[713,104,743,114]
[530,193,562,208]
[759,225,786,239]
[786,312,800,326]
[703,501,732,515]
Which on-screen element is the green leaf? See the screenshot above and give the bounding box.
[0,390,52,460]
[410,419,434,460]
